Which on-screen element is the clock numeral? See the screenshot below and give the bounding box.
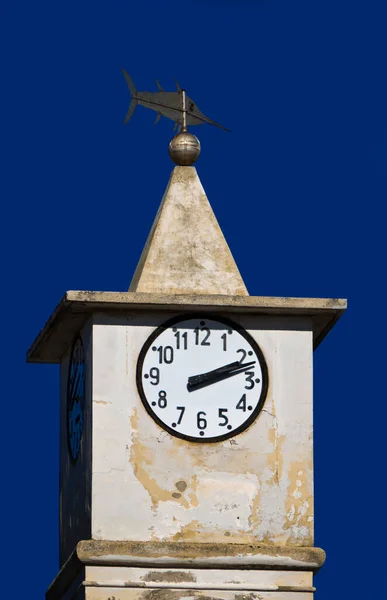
[148,367,160,385]
[218,408,229,426]
[197,411,207,430]
[158,390,167,408]
[176,406,185,424]
[194,327,211,346]
[174,331,188,350]
[157,346,174,364]
[221,333,227,351]
[236,394,247,411]
[237,348,247,363]
[245,371,255,390]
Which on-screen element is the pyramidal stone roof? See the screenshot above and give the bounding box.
[129,166,248,296]
[27,163,347,365]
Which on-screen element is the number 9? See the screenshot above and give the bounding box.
[149,367,160,385]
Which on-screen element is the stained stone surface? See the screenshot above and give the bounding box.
[46,540,324,600]
[129,166,248,296]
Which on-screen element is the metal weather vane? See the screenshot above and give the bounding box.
[121,70,230,166]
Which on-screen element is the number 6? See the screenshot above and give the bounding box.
[197,411,207,430]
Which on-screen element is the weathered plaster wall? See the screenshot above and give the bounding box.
[86,589,313,600]
[84,565,313,590]
[82,565,314,599]
[91,312,313,547]
[60,319,92,566]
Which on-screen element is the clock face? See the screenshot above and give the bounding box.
[67,336,86,462]
[137,315,268,443]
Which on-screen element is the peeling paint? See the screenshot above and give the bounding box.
[143,571,197,583]
[169,519,201,542]
[284,461,313,544]
[266,401,285,486]
[130,409,199,512]
[247,482,261,530]
[175,481,188,493]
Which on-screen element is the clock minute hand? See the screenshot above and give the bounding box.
[187,360,256,392]
[188,360,241,385]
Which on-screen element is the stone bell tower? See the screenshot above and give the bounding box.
[27,76,346,600]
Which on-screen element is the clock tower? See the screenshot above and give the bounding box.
[28,95,346,600]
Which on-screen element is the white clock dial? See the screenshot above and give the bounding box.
[137,315,268,442]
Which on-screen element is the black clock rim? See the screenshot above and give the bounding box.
[136,313,269,444]
[66,335,86,464]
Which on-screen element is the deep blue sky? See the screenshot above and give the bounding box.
[1,1,386,598]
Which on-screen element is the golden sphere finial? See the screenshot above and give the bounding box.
[168,131,201,166]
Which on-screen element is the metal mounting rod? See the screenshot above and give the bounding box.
[181,89,187,132]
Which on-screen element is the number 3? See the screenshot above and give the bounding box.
[245,371,255,390]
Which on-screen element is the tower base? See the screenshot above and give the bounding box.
[47,541,325,600]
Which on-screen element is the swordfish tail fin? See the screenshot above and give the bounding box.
[121,69,137,124]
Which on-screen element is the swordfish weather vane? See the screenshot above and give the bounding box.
[122,69,230,166]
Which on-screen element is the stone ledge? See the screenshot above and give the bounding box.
[76,540,326,570]
[27,290,346,362]
[47,541,325,600]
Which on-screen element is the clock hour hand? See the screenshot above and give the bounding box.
[187,360,256,392]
